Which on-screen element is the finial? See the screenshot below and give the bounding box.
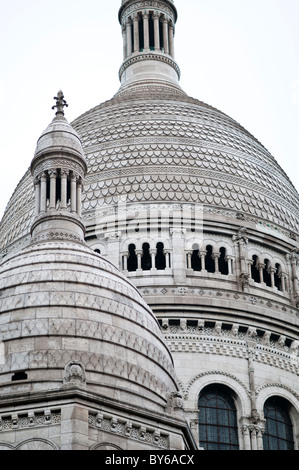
[52,90,68,116]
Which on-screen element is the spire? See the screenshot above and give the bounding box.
[116,0,185,96]
[30,92,87,244]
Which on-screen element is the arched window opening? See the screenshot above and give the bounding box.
[156,242,166,270]
[263,397,294,450]
[219,247,229,275]
[149,13,155,50]
[141,243,152,271]
[274,264,282,291]
[198,385,239,450]
[127,244,137,272]
[139,14,144,50]
[159,19,164,50]
[191,249,201,272]
[263,259,272,287]
[205,245,215,273]
[94,249,101,255]
[251,255,260,283]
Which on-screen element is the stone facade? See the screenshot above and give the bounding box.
[0,0,298,451]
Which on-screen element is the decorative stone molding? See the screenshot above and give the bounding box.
[0,409,61,433]
[88,411,169,449]
[63,361,86,387]
[119,53,181,80]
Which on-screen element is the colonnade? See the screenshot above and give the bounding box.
[34,169,83,218]
[122,10,175,60]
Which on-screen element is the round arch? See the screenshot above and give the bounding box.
[185,371,251,418]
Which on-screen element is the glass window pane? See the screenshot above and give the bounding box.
[263,397,294,451]
[198,385,239,451]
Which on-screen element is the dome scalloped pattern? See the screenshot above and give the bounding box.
[1,92,298,255]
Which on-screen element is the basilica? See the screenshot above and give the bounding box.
[0,0,298,451]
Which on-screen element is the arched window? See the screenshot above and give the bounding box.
[251,255,260,283]
[155,242,166,270]
[198,385,239,450]
[94,249,101,255]
[141,243,151,271]
[205,245,215,273]
[191,249,201,271]
[263,259,272,287]
[127,244,137,272]
[274,264,282,291]
[263,397,294,450]
[219,247,229,275]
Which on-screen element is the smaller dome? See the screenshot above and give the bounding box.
[32,114,87,168]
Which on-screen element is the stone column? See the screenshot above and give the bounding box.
[136,250,142,271]
[290,252,299,294]
[163,18,169,54]
[250,426,257,450]
[169,22,175,57]
[200,251,206,271]
[213,253,220,273]
[76,179,82,217]
[122,22,127,60]
[165,251,171,269]
[133,14,139,53]
[71,174,77,213]
[123,253,128,271]
[40,172,47,213]
[186,252,192,269]
[143,11,150,51]
[153,12,160,51]
[49,170,57,210]
[226,256,233,275]
[242,425,251,450]
[34,178,40,216]
[256,428,264,450]
[258,263,265,284]
[270,267,276,288]
[126,18,132,57]
[60,170,68,209]
[150,249,156,271]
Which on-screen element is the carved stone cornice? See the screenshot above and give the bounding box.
[119,52,181,80]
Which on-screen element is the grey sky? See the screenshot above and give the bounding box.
[0,0,298,219]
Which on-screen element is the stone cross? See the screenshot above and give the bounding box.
[52,90,68,116]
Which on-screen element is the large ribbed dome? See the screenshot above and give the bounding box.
[73,90,298,237]
[1,89,298,258]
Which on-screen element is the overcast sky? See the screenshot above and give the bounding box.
[0,0,298,220]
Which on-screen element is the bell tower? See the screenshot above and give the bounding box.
[117,0,185,95]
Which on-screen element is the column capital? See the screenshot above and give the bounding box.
[60,169,69,177]
[152,11,161,20]
[142,10,149,19]
[48,169,57,178]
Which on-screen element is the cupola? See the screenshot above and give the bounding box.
[117,0,184,95]
[30,92,87,243]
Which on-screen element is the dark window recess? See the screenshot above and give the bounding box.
[191,249,201,271]
[263,259,272,287]
[12,371,28,382]
[205,245,215,273]
[263,397,294,450]
[155,242,166,270]
[128,244,137,272]
[251,255,260,283]
[219,247,229,275]
[141,243,151,271]
[94,249,101,255]
[198,385,239,450]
